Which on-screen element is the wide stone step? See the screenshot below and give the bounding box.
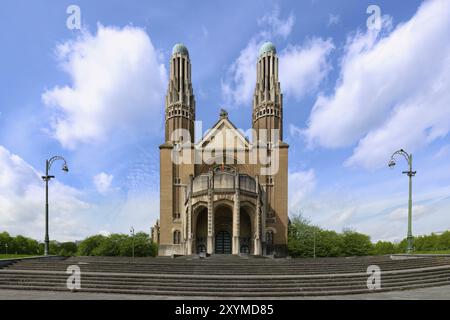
[1,274,448,291]
[0,280,449,297]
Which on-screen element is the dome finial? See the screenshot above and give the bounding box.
[259,41,276,57]
[172,43,189,56]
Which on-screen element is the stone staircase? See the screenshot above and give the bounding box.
[0,255,449,297]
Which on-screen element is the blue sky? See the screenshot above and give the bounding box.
[0,0,449,242]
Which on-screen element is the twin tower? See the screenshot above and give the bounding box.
[155,42,289,256]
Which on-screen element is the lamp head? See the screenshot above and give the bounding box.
[62,164,69,172]
[388,159,396,168]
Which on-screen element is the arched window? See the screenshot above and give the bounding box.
[266,230,274,246]
[173,230,181,244]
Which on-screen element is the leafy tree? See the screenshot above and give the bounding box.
[373,241,396,255]
[58,242,78,256]
[77,235,106,256]
[315,230,343,257]
[288,214,321,257]
[92,234,127,256]
[340,230,373,256]
[437,231,450,250]
[0,232,12,254]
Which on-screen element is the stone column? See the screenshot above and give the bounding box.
[262,181,268,255]
[232,173,240,254]
[207,171,214,254]
[254,176,262,255]
[186,175,193,255]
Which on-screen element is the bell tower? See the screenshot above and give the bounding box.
[165,43,195,143]
[159,43,196,256]
[252,42,289,256]
[252,41,283,142]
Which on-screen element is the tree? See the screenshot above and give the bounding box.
[58,242,78,256]
[340,230,373,256]
[288,214,322,257]
[315,230,343,257]
[373,241,396,255]
[119,232,158,257]
[0,232,12,254]
[77,235,106,256]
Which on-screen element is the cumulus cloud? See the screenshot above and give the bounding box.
[258,7,295,39]
[93,172,114,194]
[221,38,261,106]
[222,9,333,107]
[0,145,90,241]
[279,39,334,100]
[42,24,167,149]
[303,0,450,169]
[288,169,316,214]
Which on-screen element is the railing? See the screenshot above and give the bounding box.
[190,172,257,196]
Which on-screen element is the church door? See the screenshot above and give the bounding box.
[215,231,231,254]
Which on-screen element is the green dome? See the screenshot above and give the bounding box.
[259,41,276,57]
[172,43,189,56]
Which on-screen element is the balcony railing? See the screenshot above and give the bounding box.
[190,172,257,196]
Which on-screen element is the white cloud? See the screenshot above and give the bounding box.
[288,169,316,214]
[389,205,428,221]
[279,38,334,100]
[222,9,333,107]
[221,38,260,106]
[93,172,114,194]
[304,0,450,169]
[258,7,295,39]
[42,24,167,149]
[0,145,90,241]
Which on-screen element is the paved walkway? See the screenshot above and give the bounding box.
[0,285,449,300]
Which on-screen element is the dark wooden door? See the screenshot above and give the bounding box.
[215,231,231,254]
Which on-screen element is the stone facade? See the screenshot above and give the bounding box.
[154,42,289,256]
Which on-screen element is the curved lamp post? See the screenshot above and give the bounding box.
[42,156,69,256]
[388,149,416,254]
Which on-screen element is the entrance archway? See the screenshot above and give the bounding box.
[240,207,252,254]
[195,207,208,254]
[214,204,232,254]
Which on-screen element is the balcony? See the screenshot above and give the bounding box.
[190,172,257,196]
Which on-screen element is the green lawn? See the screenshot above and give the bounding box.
[0,254,39,260]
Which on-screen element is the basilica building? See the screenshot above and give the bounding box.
[152,42,289,256]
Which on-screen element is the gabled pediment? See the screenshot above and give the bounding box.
[197,117,251,151]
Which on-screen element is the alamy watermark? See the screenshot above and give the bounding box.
[366,265,381,290]
[169,125,281,175]
[366,5,382,31]
[66,5,81,30]
[66,265,81,290]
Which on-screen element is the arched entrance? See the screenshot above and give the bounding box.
[195,207,208,254]
[240,207,253,254]
[214,204,232,254]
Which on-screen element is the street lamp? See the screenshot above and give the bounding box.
[388,149,416,254]
[5,243,7,255]
[130,227,135,259]
[42,156,69,256]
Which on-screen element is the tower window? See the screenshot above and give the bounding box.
[173,230,181,244]
[266,230,274,246]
